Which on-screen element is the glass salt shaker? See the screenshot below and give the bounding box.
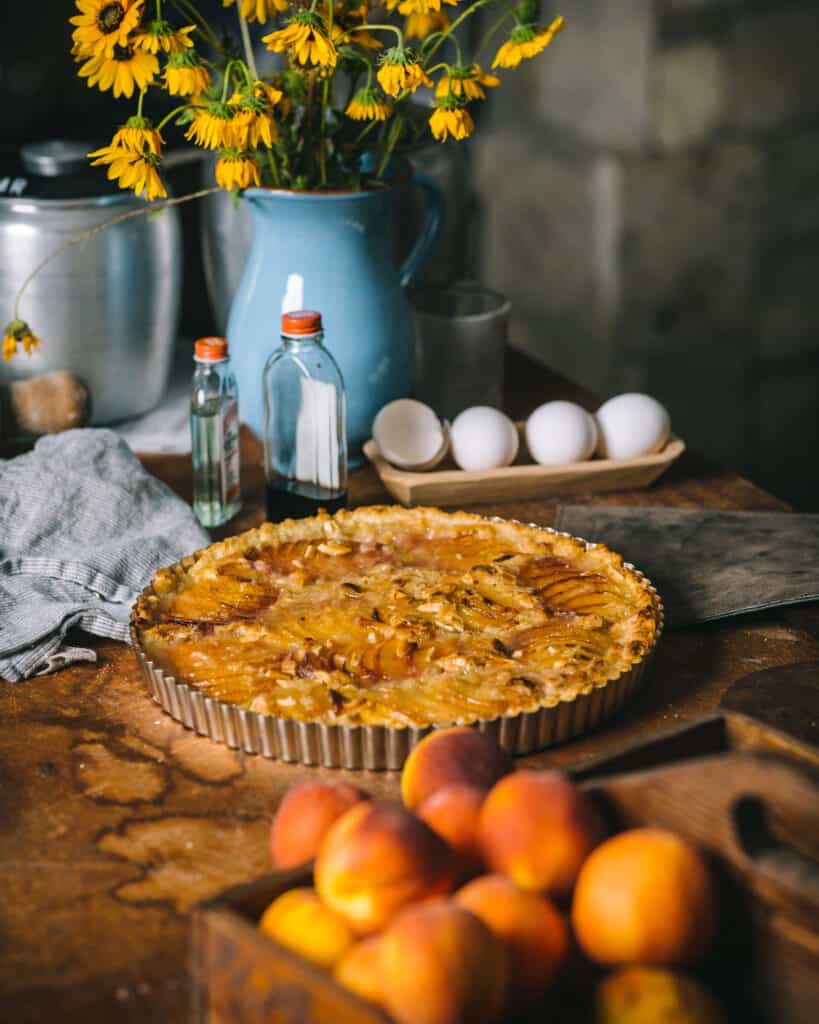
[262,310,347,522]
[190,337,242,527]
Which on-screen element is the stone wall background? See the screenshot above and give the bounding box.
[2,0,818,507]
[474,0,819,509]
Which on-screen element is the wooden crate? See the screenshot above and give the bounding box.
[192,712,819,1024]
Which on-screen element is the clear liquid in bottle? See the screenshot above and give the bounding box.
[191,338,241,528]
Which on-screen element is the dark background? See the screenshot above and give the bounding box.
[2,0,818,509]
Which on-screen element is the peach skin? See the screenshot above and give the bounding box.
[479,770,606,897]
[401,727,513,811]
[314,800,454,935]
[333,936,385,1007]
[258,887,354,969]
[270,780,367,869]
[380,899,508,1024]
[572,828,716,967]
[455,873,569,1012]
[417,784,487,883]
[596,966,726,1023]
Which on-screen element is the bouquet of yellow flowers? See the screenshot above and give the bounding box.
[3,0,563,360]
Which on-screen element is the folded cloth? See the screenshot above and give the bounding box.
[553,505,819,628]
[0,428,209,681]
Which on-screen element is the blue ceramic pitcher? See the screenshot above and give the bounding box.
[226,172,445,462]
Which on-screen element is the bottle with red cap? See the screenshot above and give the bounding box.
[191,336,242,527]
[262,310,347,521]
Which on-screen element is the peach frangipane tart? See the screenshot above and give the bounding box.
[133,507,660,728]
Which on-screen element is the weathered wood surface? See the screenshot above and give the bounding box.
[2,349,818,1023]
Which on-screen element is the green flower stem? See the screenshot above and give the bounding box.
[376,110,404,178]
[266,148,281,188]
[155,0,162,20]
[476,6,517,59]
[220,59,245,101]
[349,23,404,47]
[137,87,146,120]
[352,118,379,146]
[169,0,223,53]
[424,0,494,64]
[157,103,195,131]
[237,8,259,80]
[12,188,220,322]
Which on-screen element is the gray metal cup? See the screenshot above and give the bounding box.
[411,283,511,422]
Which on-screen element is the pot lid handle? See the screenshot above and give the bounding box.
[21,140,91,177]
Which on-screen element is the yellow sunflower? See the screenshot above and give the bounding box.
[404,10,449,41]
[77,43,158,97]
[429,96,474,141]
[110,116,164,154]
[262,12,337,68]
[165,49,212,96]
[223,0,287,23]
[215,153,261,191]
[345,87,392,121]
[2,320,40,361]
[229,80,282,148]
[70,0,143,60]
[377,50,432,97]
[436,63,499,101]
[88,145,167,201]
[230,105,278,148]
[492,15,564,70]
[185,102,239,149]
[253,80,284,107]
[385,0,456,15]
[134,21,195,54]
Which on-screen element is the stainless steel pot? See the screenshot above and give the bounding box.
[0,140,182,424]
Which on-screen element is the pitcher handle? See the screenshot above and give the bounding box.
[399,171,446,290]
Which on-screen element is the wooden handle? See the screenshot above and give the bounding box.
[587,752,819,926]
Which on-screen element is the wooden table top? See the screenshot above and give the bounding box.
[2,349,817,1023]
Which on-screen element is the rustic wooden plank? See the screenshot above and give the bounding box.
[1,348,816,1023]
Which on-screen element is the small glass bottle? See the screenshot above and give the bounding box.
[263,310,347,521]
[190,337,242,527]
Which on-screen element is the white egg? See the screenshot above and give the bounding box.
[595,393,671,460]
[372,399,448,469]
[525,401,598,466]
[450,406,519,472]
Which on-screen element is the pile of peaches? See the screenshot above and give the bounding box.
[259,727,724,1024]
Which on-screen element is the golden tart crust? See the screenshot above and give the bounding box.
[133,506,660,729]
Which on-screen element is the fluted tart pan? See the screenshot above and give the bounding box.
[130,512,663,770]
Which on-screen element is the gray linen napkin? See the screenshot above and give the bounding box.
[553,506,819,628]
[0,429,209,681]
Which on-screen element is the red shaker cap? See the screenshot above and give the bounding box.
[195,337,229,361]
[282,310,323,336]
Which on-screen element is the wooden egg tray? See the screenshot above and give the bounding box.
[363,430,686,507]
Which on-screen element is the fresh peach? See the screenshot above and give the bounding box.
[270,780,367,869]
[401,727,513,811]
[417,784,486,882]
[479,771,606,896]
[455,873,569,1012]
[314,800,454,935]
[572,828,716,967]
[380,899,508,1024]
[596,966,726,1023]
[258,887,354,969]
[333,936,385,1007]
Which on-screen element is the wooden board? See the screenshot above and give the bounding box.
[192,712,819,1024]
[363,434,686,507]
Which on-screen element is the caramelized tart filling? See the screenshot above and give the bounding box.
[133,507,660,728]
